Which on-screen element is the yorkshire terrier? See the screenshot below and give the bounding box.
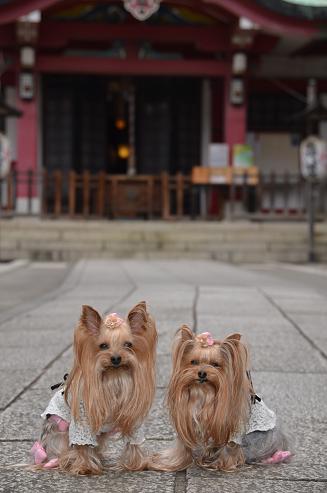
[150,326,291,472]
[31,301,157,475]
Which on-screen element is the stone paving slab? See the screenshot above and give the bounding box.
[268,298,327,315]
[0,314,75,333]
[252,372,327,424]
[0,470,175,493]
[198,289,278,317]
[0,346,69,371]
[0,262,70,321]
[287,314,327,356]
[0,329,73,348]
[0,370,40,410]
[186,470,327,493]
[197,315,327,372]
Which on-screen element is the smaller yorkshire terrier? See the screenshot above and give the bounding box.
[31,301,157,475]
[150,326,291,472]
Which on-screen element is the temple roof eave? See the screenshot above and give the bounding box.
[0,0,320,38]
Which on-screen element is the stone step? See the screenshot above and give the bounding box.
[1,219,326,263]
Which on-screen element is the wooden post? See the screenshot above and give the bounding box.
[148,176,154,219]
[229,171,236,220]
[68,170,76,217]
[161,172,170,219]
[284,171,289,216]
[111,176,117,219]
[97,171,106,217]
[242,171,248,214]
[54,170,62,217]
[42,169,48,216]
[7,170,14,212]
[82,170,90,217]
[176,172,184,218]
[269,172,275,214]
[256,172,263,214]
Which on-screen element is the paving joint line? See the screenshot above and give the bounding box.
[260,289,327,362]
[192,285,199,334]
[243,478,327,483]
[0,439,33,443]
[174,470,187,493]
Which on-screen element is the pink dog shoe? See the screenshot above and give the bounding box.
[43,458,59,469]
[263,450,292,464]
[31,441,47,465]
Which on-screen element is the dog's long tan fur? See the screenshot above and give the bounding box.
[149,326,251,472]
[38,301,157,475]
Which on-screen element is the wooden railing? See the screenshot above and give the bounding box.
[1,169,326,220]
[0,170,191,219]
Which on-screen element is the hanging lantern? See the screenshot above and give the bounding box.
[123,0,161,21]
[115,118,127,130]
[118,145,130,159]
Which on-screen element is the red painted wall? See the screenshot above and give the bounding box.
[224,77,246,164]
[16,97,38,198]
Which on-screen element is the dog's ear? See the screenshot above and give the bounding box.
[178,324,194,343]
[225,333,241,342]
[221,332,248,376]
[80,305,102,336]
[128,301,148,334]
[172,325,194,369]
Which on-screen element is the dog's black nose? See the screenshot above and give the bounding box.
[198,371,207,380]
[111,355,122,366]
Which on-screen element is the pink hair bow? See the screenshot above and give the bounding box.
[104,312,124,329]
[196,332,214,347]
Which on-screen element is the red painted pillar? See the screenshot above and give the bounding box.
[16,87,38,204]
[224,76,246,165]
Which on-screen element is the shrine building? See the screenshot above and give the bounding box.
[0,0,327,218]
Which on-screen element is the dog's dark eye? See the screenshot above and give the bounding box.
[191,360,199,365]
[211,362,220,368]
[124,341,133,349]
[99,343,109,350]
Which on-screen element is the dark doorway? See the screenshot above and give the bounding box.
[136,77,201,175]
[43,75,107,173]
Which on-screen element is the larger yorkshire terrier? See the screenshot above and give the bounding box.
[150,326,291,472]
[31,302,157,475]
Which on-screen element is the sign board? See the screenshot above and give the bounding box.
[300,136,327,179]
[233,144,254,168]
[191,166,258,185]
[209,144,229,168]
[0,133,11,178]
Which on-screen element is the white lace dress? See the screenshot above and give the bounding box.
[41,389,145,447]
[232,399,277,444]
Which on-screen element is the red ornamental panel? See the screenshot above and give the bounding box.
[123,0,161,20]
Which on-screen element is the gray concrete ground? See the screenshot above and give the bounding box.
[0,259,326,492]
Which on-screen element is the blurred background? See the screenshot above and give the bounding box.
[0,0,327,263]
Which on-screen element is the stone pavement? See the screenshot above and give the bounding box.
[0,260,326,492]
